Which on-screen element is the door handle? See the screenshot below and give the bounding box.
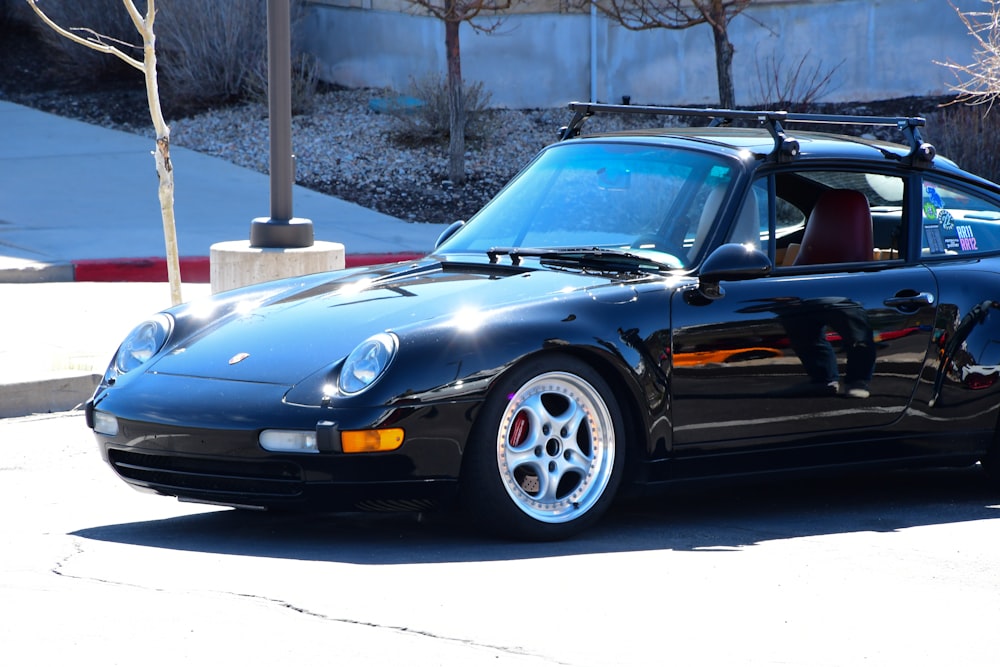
[883,291,935,311]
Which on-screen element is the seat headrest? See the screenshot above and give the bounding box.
[794,189,873,265]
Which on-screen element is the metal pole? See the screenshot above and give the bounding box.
[268,0,293,222]
[590,2,597,104]
[250,0,313,248]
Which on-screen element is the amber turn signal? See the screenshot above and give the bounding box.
[341,428,404,453]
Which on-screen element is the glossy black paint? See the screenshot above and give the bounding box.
[89,120,1000,521]
[91,261,671,509]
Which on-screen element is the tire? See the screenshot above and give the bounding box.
[982,436,1000,486]
[462,354,626,541]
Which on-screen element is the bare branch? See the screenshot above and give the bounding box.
[25,0,144,71]
[123,0,148,34]
[592,0,749,32]
[596,0,702,31]
[751,50,844,110]
[590,0,755,107]
[693,0,751,34]
[406,0,513,31]
[936,1,1000,110]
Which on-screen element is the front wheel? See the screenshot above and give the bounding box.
[462,355,625,540]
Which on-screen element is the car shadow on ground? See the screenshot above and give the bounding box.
[72,466,1000,564]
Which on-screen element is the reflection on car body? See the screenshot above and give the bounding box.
[87,103,1000,540]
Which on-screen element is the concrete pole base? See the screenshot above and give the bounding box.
[209,240,345,294]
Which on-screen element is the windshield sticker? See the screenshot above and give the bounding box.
[923,202,938,220]
[925,224,946,254]
[925,185,944,208]
[937,209,955,230]
[956,224,979,251]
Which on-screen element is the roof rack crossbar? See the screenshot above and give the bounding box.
[560,102,934,165]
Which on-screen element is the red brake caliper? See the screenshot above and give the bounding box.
[509,410,530,447]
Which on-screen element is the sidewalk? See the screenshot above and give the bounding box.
[0,100,442,281]
[0,102,444,417]
[0,282,213,418]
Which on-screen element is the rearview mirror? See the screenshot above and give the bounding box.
[435,220,466,248]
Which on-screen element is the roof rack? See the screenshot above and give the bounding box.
[559,102,936,166]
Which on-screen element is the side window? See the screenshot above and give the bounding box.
[775,197,806,234]
[769,170,906,267]
[724,178,802,254]
[726,179,770,248]
[921,179,1000,257]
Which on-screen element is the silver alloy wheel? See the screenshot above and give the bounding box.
[495,371,616,523]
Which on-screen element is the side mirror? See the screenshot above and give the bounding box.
[696,243,772,300]
[435,220,466,249]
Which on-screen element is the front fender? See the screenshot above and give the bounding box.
[287,287,673,453]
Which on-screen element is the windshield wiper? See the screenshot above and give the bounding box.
[487,246,676,273]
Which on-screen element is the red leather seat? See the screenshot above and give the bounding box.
[794,189,874,265]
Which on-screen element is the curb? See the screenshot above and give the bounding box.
[0,373,101,420]
[1,253,425,284]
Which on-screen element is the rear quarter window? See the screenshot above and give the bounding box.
[921,179,1000,257]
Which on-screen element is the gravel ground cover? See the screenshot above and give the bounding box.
[165,88,575,224]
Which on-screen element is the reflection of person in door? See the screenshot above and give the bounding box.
[741,297,876,398]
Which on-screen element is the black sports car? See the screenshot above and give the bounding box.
[87,103,1000,540]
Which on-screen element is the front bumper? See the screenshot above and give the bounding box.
[86,393,474,512]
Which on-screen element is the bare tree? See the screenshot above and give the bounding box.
[937,0,1000,110]
[751,50,844,111]
[595,0,752,108]
[26,0,183,305]
[402,0,514,184]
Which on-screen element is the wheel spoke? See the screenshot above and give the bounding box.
[536,455,589,503]
[505,444,540,470]
[560,442,595,478]
[549,399,586,447]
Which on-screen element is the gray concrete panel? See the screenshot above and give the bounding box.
[303,0,983,108]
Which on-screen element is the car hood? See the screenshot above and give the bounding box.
[148,260,655,384]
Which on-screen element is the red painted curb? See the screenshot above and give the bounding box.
[71,253,425,283]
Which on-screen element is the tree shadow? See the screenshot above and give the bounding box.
[72,467,1000,564]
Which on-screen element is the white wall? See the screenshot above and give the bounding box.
[302,0,982,108]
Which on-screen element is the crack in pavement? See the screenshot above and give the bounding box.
[231,590,566,664]
[50,538,567,665]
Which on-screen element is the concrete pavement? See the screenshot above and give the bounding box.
[0,282,212,418]
[0,101,445,417]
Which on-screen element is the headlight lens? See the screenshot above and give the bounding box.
[339,332,397,394]
[107,314,172,381]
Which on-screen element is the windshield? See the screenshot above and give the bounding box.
[437,141,738,269]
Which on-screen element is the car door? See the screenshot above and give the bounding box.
[668,170,939,472]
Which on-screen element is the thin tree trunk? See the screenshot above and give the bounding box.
[139,7,183,306]
[709,1,736,108]
[445,18,466,185]
[27,0,183,306]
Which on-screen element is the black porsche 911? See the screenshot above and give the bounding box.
[87,103,1000,540]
